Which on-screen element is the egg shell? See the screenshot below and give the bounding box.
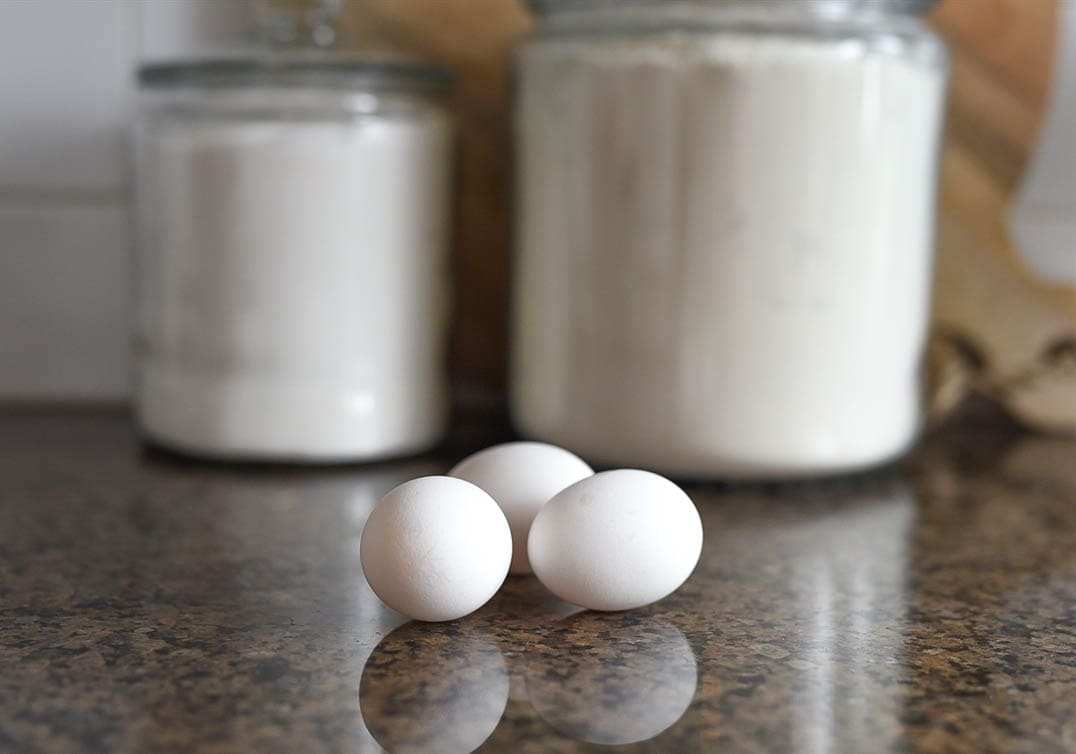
[527,469,703,611]
[360,476,512,622]
[449,442,593,574]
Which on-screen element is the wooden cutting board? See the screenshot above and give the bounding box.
[929,0,1076,431]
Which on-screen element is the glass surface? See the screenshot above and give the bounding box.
[510,0,949,478]
[131,66,453,462]
[254,0,346,48]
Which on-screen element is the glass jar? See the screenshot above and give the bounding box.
[133,60,453,461]
[511,0,949,478]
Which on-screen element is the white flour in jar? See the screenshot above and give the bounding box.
[512,33,947,476]
[135,99,452,460]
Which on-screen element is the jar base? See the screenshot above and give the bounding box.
[136,366,447,464]
[136,428,443,466]
[511,414,920,481]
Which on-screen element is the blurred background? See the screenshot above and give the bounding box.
[0,0,1072,429]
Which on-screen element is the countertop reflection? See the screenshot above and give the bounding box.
[1,408,1074,753]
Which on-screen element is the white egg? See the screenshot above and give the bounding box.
[360,476,512,622]
[449,442,593,574]
[528,469,703,611]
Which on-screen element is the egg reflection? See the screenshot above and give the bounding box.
[524,612,698,745]
[479,576,583,702]
[359,622,509,754]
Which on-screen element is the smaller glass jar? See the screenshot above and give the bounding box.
[511,0,949,478]
[133,60,453,461]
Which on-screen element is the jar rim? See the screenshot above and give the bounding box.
[526,0,939,17]
[139,56,453,93]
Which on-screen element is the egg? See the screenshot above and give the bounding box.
[449,442,593,574]
[360,476,512,622]
[527,470,703,611]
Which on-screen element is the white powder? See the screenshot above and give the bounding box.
[134,92,452,461]
[512,31,947,477]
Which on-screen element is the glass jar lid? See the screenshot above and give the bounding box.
[527,0,939,16]
[139,56,452,94]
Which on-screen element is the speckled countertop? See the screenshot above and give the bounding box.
[1,408,1075,754]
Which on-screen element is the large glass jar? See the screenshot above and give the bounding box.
[511,0,949,478]
[134,60,453,461]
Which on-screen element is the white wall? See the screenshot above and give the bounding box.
[0,0,253,401]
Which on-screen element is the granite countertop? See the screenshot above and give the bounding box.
[1,408,1074,754]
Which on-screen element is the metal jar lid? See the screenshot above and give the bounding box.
[139,56,453,94]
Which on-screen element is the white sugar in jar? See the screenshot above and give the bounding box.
[512,0,949,478]
[134,61,453,461]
